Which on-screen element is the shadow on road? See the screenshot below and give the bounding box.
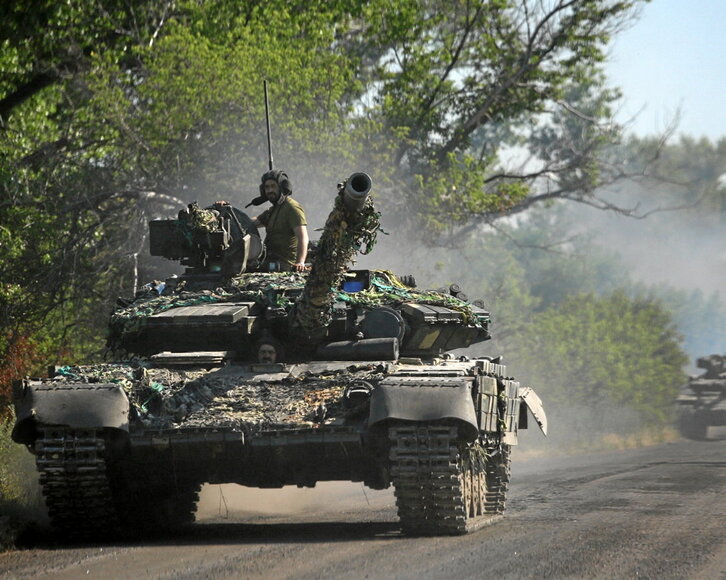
[15,519,405,551]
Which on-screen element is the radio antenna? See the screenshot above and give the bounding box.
[264,80,273,171]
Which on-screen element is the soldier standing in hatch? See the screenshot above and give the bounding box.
[251,170,308,272]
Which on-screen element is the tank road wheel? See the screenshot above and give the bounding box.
[35,428,121,539]
[485,443,511,514]
[388,422,499,535]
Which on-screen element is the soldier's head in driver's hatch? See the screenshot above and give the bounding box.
[257,342,278,363]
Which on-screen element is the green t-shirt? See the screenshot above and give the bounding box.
[257,197,307,265]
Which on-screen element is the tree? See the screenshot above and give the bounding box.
[0,0,361,368]
[0,0,189,361]
[514,291,687,426]
[615,134,726,224]
[351,0,653,237]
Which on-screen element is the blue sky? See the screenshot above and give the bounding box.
[607,0,726,140]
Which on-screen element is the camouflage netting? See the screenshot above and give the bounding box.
[177,202,220,239]
[106,272,308,353]
[292,192,382,336]
[335,270,488,326]
[107,269,487,355]
[50,362,388,433]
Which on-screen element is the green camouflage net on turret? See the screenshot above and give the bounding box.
[106,273,308,353]
[177,202,220,242]
[107,267,487,355]
[334,270,487,326]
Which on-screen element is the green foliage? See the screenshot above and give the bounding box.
[355,0,646,225]
[0,418,28,504]
[512,291,687,425]
[413,154,530,235]
[0,415,42,550]
[0,0,363,371]
[618,134,726,225]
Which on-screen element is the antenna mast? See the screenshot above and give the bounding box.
[264,80,273,171]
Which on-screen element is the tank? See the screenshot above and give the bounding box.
[676,354,726,440]
[11,173,547,537]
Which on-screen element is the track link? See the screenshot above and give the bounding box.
[389,422,501,535]
[35,427,120,538]
[484,443,511,513]
[35,427,201,538]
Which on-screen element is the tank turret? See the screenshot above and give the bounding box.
[109,173,490,362]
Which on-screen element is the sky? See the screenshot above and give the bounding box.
[607,0,726,140]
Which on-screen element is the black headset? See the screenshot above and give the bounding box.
[248,170,293,207]
[259,170,292,197]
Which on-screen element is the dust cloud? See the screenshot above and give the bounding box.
[570,198,726,295]
[196,482,393,521]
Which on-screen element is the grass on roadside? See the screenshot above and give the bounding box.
[0,416,46,551]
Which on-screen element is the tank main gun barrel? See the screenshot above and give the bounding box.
[291,173,378,339]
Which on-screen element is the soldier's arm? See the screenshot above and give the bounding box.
[252,210,269,228]
[293,225,308,270]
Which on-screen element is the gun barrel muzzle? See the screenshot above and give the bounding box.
[342,172,372,212]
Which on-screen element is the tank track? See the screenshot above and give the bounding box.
[388,422,501,535]
[484,442,511,513]
[36,427,200,539]
[117,478,201,532]
[35,427,120,538]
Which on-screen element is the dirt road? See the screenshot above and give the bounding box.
[2,438,724,579]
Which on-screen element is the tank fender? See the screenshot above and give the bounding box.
[12,382,130,445]
[368,377,479,440]
[519,386,547,436]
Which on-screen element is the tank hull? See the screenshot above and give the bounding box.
[13,357,544,537]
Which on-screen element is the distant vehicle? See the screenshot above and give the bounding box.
[12,173,547,537]
[676,354,726,440]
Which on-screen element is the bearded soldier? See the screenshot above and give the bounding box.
[251,170,308,272]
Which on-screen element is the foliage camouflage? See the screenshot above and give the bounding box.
[38,361,389,433]
[107,269,487,355]
[292,190,383,335]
